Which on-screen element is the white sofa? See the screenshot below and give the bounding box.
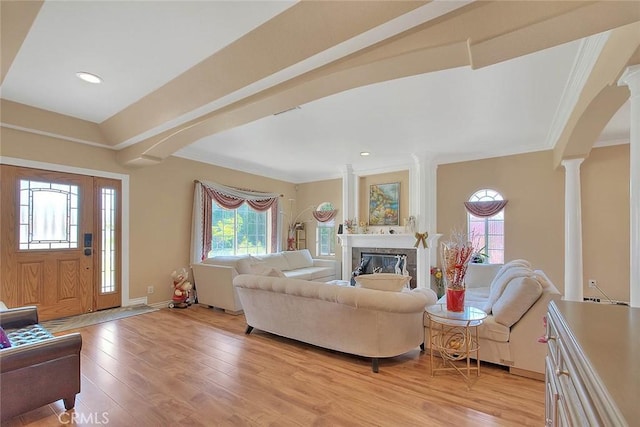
[426,260,561,377]
[233,274,437,372]
[191,249,340,314]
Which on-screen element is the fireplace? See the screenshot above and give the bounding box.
[352,247,417,288]
[338,233,441,290]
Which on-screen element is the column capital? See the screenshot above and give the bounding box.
[561,158,585,170]
[618,64,640,93]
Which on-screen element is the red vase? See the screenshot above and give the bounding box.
[446,288,465,312]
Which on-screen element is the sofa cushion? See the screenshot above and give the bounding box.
[492,276,542,327]
[253,266,286,278]
[202,254,251,268]
[282,250,314,270]
[354,274,410,292]
[5,324,54,347]
[483,261,533,314]
[465,263,503,289]
[254,253,291,271]
[236,257,256,274]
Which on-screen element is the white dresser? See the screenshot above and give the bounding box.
[545,300,640,426]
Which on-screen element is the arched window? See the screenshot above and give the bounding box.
[466,189,505,264]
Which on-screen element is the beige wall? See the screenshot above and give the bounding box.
[1,127,295,305]
[437,146,630,301]
[581,144,630,302]
[296,178,342,260]
[438,150,566,292]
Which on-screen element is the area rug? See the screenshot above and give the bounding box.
[40,304,158,333]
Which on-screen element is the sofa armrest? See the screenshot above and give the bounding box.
[312,259,336,267]
[508,281,561,373]
[0,306,39,329]
[191,263,242,312]
[410,288,438,306]
[312,259,340,278]
[0,333,82,373]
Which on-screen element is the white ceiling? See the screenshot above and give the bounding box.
[1,1,630,183]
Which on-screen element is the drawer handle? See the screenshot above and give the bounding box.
[556,368,570,377]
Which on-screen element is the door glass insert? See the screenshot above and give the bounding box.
[101,188,117,293]
[19,180,79,249]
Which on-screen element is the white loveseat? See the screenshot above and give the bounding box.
[233,274,437,372]
[191,249,340,314]
[426,260,561,377]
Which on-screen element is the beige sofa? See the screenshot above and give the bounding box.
[191,249,340,314]
[233,274,437,372]
[426,260,561,377]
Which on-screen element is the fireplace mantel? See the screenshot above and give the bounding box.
[337,233,418,248]
[338,232,442,289]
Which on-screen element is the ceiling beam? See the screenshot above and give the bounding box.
[101,1,427,147]
[553,22,640,167]
[117,1,640,167]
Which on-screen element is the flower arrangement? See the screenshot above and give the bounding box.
[344,218,357,233]
[440,229,481,312]
[430,266,444,297]
[440,230,480,290]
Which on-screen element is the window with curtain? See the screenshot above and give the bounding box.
[192,180,280,263]
[466,189,506,264]
[314,202,338,257]
[316,219,335,256]
[210,202,271,257]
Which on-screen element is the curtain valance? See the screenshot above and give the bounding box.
[312,209,338,223]
[464,200,508,218]
[197,180,280,212]
[192,181,281,262]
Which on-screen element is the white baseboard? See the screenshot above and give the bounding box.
[125,297,148,306]
[148,300,171,309]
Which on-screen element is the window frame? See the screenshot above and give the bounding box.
[209,201,271,257]
[316,219,336,257]
[467,189,504,264]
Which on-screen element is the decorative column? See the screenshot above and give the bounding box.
[341,164,355,281]
[619,65,640,307]
[562,158,585,302]
[409,153,441,289]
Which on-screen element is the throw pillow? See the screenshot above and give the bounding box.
[355,274,410,292]
[235,257,254,274]
[492,276,542,327]
[483,264,533,314]
[0,327,11,349]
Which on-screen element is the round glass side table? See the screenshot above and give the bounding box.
[425,304,487,388]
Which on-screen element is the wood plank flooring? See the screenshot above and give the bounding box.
[2,305,545,426]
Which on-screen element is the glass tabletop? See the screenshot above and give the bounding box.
[425,304,487,323]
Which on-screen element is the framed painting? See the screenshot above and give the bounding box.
[369,182,399,225]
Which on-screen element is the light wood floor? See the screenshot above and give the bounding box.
[2,305,545,426]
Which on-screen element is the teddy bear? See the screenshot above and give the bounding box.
[169,267,193,308]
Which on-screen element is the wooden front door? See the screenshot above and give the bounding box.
[0,165,121,320]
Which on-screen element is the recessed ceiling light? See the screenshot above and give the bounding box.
[360,151,371,156]
[76,72,102,84]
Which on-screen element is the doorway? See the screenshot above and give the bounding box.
[0,165,122,320]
